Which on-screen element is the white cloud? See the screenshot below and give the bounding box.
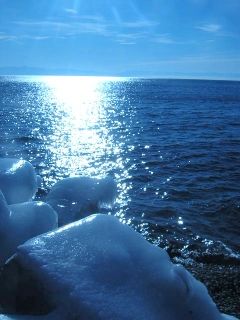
[196,24,221,33]
[153,34,175,44]
[121,20,159,28]
[64,8,78,15]
[116,40,136,45]
[114,32,142,45]
[152,34,194,45]
[117,32,146,40]
[14,20,110,37]
[24,35,50,40]
[79,15,105,22]
[15,20,69,29]
[13,17,159,41]
[0,32,51,41]
[0,33,17,41]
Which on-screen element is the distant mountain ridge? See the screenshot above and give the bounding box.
[0,66,239,80]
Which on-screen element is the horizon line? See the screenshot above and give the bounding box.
[0,74,240,82]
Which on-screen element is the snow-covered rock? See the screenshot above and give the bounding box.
[5,214,234,320]
[0,158,237,319]
[0,191,58,265]
[222,316,239,320]
[0,159,40,204]
[46,176,117,226]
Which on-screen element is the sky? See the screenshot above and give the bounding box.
[0,0,240,79]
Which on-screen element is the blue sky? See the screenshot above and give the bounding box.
[0,0,239,79]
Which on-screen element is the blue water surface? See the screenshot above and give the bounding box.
[0,76,239,261]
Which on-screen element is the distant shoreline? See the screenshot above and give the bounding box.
[0,74,240,82]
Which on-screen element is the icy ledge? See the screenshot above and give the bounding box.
[0,158,41,205]
[0,190,58,265]
[0,158,238,319]
[0,214,238,320]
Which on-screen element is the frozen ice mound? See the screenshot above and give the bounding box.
[0,158,238,319]
[46,176,117,226]
[0,158,41,205]
[0,214,235,320]
[0,190,58,265]
[222,316,239,320]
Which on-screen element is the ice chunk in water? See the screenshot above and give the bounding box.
[13,214,234,320]
[0,159,39,204]
[46,176,117,226]
[0,191,57,265]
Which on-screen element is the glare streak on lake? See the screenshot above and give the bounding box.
[0,76,240,262]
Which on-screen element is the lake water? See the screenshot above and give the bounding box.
[0,76,239,263]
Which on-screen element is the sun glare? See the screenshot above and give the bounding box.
[35,76,132,220]
[42,77,109,177]
[39,77,130,184]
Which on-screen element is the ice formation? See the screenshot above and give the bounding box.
[0,214,235,320]
[46,176,117,226]
[0,158,238,319]
[0,159,40,204]
[0,190,57,265]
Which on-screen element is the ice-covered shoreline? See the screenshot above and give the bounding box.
[0,158,238,319]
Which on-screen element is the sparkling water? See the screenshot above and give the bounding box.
[0,76,239,262]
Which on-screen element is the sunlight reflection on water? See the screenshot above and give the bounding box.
[38,76,133,221]
[1,76,240,256]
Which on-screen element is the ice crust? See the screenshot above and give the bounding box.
[0,158,238,320]
[46,176,117,226]
[15,214,235,320]
[0,159,39,204]
[0,191,57,265]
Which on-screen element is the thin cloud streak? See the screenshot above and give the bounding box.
[196,23,221,33]
[116,40,136,45]
[64,8,78,15]
[0,34,51,41]
[121,20,159,28]
[151,34,197,45]
[115,31,147,43]
[153,34,175,44]
[15,20,70,29]
[77,15,105,22]
[14,19,111,37]
[0,33,17,41]
[12,17,159,42]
